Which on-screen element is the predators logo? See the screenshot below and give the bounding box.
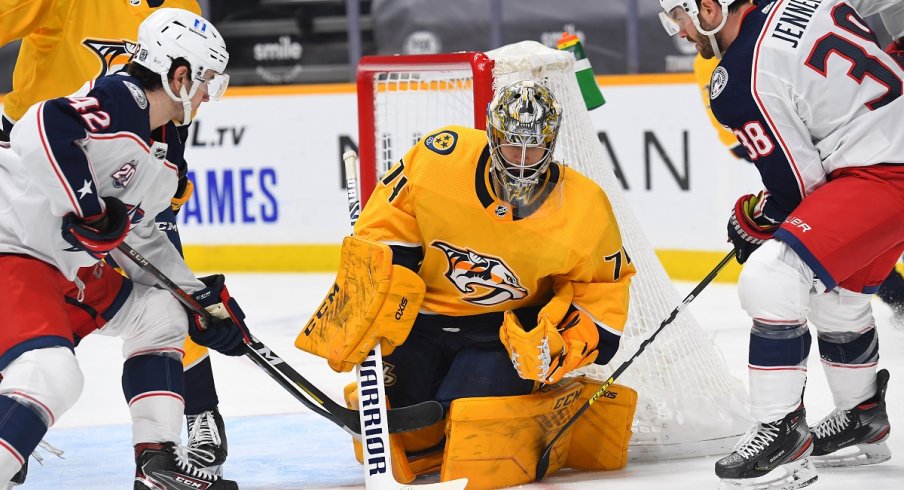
[83,39,138,79]
[432,241,527,306]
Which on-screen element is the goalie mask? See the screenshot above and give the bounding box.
[486,80,563,215]
[659,0,732,59]
[133,8,229,126]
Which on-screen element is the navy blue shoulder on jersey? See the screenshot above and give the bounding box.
[38,74,153,218]
[710,0,805,223]
[87,74,152,140]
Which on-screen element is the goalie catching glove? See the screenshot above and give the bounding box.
[499,282,599,384]
[296,236,426,372]
[728,191,778,264]
[187,274,251,356]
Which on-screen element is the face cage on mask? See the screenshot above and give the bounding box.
[488,133,557,208]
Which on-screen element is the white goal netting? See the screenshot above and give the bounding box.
[358,41,750,461]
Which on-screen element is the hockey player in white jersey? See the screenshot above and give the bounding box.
[660,0,904,488]
[0,8,248,490]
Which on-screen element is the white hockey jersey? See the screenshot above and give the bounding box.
[0,73,203,292]
[710,0,904,223]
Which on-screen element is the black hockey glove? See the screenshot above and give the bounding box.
[727,191,778,264]
[187,274,251,356]
[61,196,130,259]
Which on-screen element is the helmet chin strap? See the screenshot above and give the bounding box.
[693,4,729,59]
[160,73,200,126]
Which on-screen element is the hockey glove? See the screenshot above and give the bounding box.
[500,283,599,384]
[187,275,251,356]
[61,196,130,259]
[170,176,194,213]
[727,191,778,264]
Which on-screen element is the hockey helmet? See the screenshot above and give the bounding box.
[486,80,562,211]
[133,8,229,124]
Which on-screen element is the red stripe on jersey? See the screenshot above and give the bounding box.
[37,101,82,216]
[752,0,808,199]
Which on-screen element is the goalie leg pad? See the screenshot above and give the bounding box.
[344,383,445,483]
[566,378,638,471]
[296,236,426,372]
[440,378,637,489]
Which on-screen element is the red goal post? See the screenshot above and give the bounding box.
[356,52,494,206]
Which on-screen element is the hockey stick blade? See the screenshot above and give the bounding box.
[534,250,736,481]
[116,242,443,436]
[243,335,444,435]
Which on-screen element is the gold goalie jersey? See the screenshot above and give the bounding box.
[0,0,201,124]
[354,125,635,336]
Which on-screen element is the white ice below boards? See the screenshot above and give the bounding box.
[21,273,904,490]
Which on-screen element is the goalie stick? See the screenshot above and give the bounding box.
[344,150,467,490]
[115,242,443,438]
[535,249,737,481]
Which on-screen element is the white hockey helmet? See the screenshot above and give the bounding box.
[486,80,562,211]
[659,0,733,59]
[133,8,229,125]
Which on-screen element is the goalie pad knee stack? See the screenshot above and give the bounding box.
[343,378,637,488]
[296,236,426,372]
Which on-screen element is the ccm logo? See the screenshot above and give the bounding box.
[394,297,408,320]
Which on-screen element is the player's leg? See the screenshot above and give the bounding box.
[0,256,85,484]
[767,164,904,471]
[715,239,817,488]
[182,344,227,475]
[877,265,904,327]
[807,287,890,467]
[155,206,229,475]
[99,276,237,489]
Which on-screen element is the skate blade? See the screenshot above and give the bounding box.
[812,440,891,468]
[719,458,818,490]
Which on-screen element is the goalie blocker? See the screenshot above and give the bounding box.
[296,235,426,372]
[345,377,637,489]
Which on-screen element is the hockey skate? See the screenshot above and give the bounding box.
[186,408,228,476]
[134,442,238,490]
[715,405,817,490]
[811,369,891,468]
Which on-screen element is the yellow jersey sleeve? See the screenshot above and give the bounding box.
[2,0,201,123]
[560,172,635,335]
[0,0,56,46]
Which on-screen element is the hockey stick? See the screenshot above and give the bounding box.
[535,249,736,481]
[343,150,467,490]
[116,242,443,438]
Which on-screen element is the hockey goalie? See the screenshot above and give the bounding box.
[296,80,639,488]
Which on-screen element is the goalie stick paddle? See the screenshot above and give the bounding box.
[343,150,467,490]
[534,249,737,481]
[115,242,443,438]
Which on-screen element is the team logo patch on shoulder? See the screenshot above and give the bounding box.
[112,160,138,188]
[424,130,458,155]
[432,241,527,306]
[710,66,728,100]
[122,80,148,109]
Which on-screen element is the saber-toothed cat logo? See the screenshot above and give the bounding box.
[82,39,137,79]
[432,241,527,306]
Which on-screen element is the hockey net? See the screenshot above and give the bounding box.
[356,41,750,461]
